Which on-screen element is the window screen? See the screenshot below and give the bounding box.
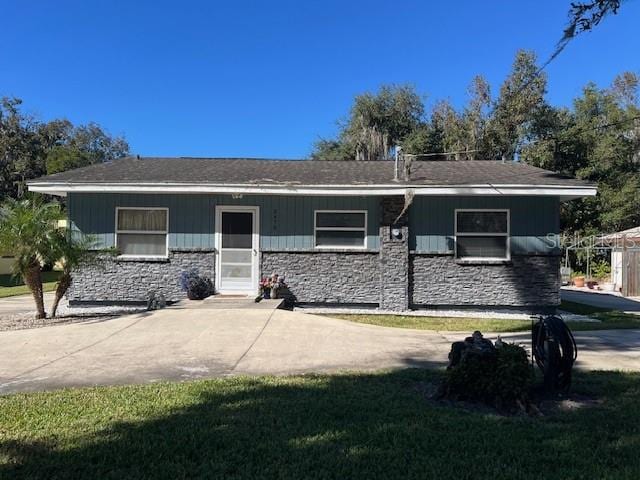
[116,208,168,257]
[221,212,253,249]
[314,211,366,248]
[455,210,509,260]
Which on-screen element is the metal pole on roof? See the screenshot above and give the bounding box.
[394,146,401,181]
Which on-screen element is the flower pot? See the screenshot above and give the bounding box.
[573,276,585,288]
[601,282,615,292]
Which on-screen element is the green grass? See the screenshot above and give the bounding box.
[559,300,640,330]
[1,370,639,479]
[327,314,533,332]
[0,272,60,298]
[325,305,640,332]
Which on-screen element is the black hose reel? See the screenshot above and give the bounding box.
[531,315,578,393]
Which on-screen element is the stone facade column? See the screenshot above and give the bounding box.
[379,196,409,311]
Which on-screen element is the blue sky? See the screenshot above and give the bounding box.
[2,0,639,158]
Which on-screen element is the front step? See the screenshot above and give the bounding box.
[174,295,284,310]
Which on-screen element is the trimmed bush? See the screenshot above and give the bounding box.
[180,269,214,300]
[443,342,533,407]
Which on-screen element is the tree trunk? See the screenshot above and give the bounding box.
[51,272,72,318]
[23,261,46,319]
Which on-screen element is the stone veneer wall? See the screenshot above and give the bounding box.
[261,251,379,304]
[379,197,409,311]
[67,249,216,304]
[409,254,561,307]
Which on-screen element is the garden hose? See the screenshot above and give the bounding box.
[531,315,578,392]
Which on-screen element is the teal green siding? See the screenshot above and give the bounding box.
[409,196,560,255]
[68,193,561,255]
[409,196,560,254]
[68,193,381,251]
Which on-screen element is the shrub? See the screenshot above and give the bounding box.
[147,291,167,310]
[493,343,533,402]
[180,269,214,300]
[592,260,611,281]
[444,342,533,408]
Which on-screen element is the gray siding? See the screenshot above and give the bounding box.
[410,254,561,307]
[68,193,380,251]
[67,251,216,304]
[409,196,560,255]
[262,252,379,304]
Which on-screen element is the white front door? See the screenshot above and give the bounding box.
[215,206,259,295]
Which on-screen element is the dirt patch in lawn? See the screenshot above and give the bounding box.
[536,393,604,414]
[413,380,603,417]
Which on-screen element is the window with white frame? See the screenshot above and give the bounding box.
[455,209,510,260]
[116,207,168,257]
[314,210,367,249]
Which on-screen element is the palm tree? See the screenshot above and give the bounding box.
[50,233,94,317]
[0,198,63,319]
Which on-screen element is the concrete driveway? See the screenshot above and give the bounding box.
[1,304,639,394]
[0,292,55,316]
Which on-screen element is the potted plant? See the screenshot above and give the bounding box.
[571,271,585,288]
[270,273,286,299]
[593,261,614,291]
[259,276,272,299]
[259,273,286,299]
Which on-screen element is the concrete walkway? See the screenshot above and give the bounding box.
[1,304,639,394]
[561,287,640,312]
[0,292,55,316]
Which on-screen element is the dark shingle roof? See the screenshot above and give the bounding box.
[29,157,591,187]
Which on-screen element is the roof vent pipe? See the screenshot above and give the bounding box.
[394,146,402,181]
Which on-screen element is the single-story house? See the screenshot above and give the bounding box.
[27,157,596,311]
[601,226,640,296]
[0,254,15,276]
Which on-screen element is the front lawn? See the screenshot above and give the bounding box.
[559,300,640,330]
[0,272,60,298]
[327,314,533,332]
[1,370,639,479]
[326,302,640,332]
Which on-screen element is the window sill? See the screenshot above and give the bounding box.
[313,247,371,253]
[116,255,169,263]
[455,258,512,266]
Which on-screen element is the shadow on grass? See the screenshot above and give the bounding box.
[1,369,640,479]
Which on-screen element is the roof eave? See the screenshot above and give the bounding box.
[27,181,597,200]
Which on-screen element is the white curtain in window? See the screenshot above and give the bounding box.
[117,209,167,232]
[117,233,167,256]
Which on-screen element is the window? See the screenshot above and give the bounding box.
[455,209,509,260]
[116,207,168,257]
[314,210,367,249]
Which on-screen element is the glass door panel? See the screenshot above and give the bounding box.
[219,210,255,292]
